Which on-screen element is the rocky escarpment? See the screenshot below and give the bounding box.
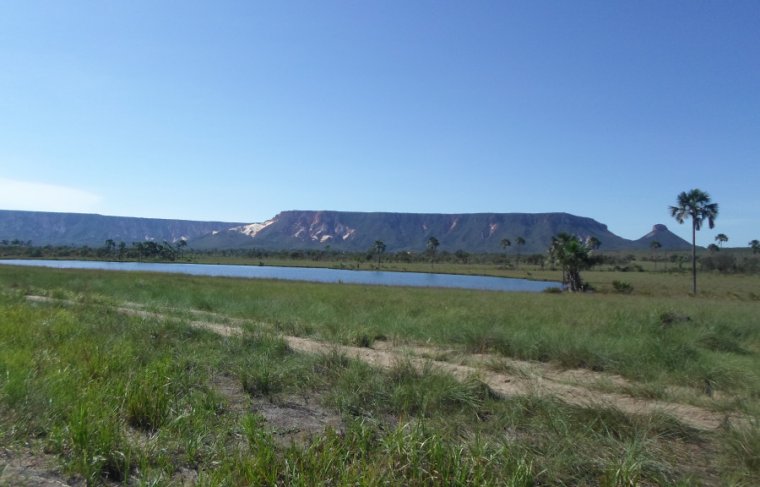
[193,211,691,253]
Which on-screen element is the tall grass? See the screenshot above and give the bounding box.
[1,266,758,484]
[1,265,757,402]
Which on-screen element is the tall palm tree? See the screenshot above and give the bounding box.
[586,236,601,250]
[715,233,728,248]
[650,240,662,270]
[104,239,116,258]
[669,189,719,295]
[176,239,188,260]
[515,236,526,268]
[427,236,439,270]
[500,238,511,267]
[373,240,386,265]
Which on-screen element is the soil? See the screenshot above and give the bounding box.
[0,447,82,487]
[211,374,343,447]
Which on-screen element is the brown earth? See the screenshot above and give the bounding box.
[0,447,82,487]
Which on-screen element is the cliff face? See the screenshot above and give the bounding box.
[192,210,691,253]
[0,209,242,246]
[0,209,692,252]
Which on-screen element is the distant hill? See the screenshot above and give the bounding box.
[634,224,692,251]
[0,209,692,253]
[0,210,243,247]
[190,210,692,253]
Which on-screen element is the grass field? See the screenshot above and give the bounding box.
[1,263,758,485]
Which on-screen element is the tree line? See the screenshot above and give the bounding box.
[0,239,188,262]
[1,188,756,295]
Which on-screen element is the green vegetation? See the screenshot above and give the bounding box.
[669,188,719,295]
[6,227,760,284]
[547,233,597,292]
[426,236,440,269]
[373,240,386,265]
[0,263,758,484]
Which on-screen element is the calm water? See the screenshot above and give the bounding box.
[0,259,560,293]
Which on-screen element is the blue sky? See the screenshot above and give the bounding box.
[1,1,758,247]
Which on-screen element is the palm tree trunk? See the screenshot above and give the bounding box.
[692,221,697,295]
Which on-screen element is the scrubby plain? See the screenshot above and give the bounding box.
[0,263,758,485]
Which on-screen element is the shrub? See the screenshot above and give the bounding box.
[125,360,176,432]
[612,280,634,294]
[700,254,737,273]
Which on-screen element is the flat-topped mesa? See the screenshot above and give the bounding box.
[0,209,243,247]
[197,211,692,253]
[0,209,694,252]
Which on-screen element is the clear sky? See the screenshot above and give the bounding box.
[1,1,758,247]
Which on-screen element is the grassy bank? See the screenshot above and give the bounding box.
[1,266,758,400]
[1,265,758,484]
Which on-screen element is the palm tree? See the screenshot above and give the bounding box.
[586,236,601,250]
[669,189,719,295]
[500,238,511,267]
[715,233,728,248]
[373,240,386,265]
[176,239,188,260]
[104,239,116,258]
[515,236,526,268]
[548,233,594,292]
[749,239,760,254]
[650,240,662,270]
[427,236,440,270]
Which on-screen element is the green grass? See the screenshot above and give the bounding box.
[1,265,757,402]
[0,265,758,484]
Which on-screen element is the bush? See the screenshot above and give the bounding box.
[125,360,177,432]
[612,280,634,294]
[700,254,737,273]
[740,256,760,274]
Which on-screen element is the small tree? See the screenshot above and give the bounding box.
[650,240,662,270]
[515,236,526,268]
[427,236,440,270]
[176,239,188,260]
[373,240,386,265]
[586,236,602,250]
[669,189,719,295]
[134,242,146,262]
[500,238,511,267]
[103,239,116,258]
[715,233,728,248]
[750,239,760,254]
[548,233,595,292]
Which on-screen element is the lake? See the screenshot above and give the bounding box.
[0,259,560,293]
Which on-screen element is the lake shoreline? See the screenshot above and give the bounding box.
[0,259,560,293]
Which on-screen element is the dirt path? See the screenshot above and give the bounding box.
[0,447,81,487]
[25,295,742,431]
